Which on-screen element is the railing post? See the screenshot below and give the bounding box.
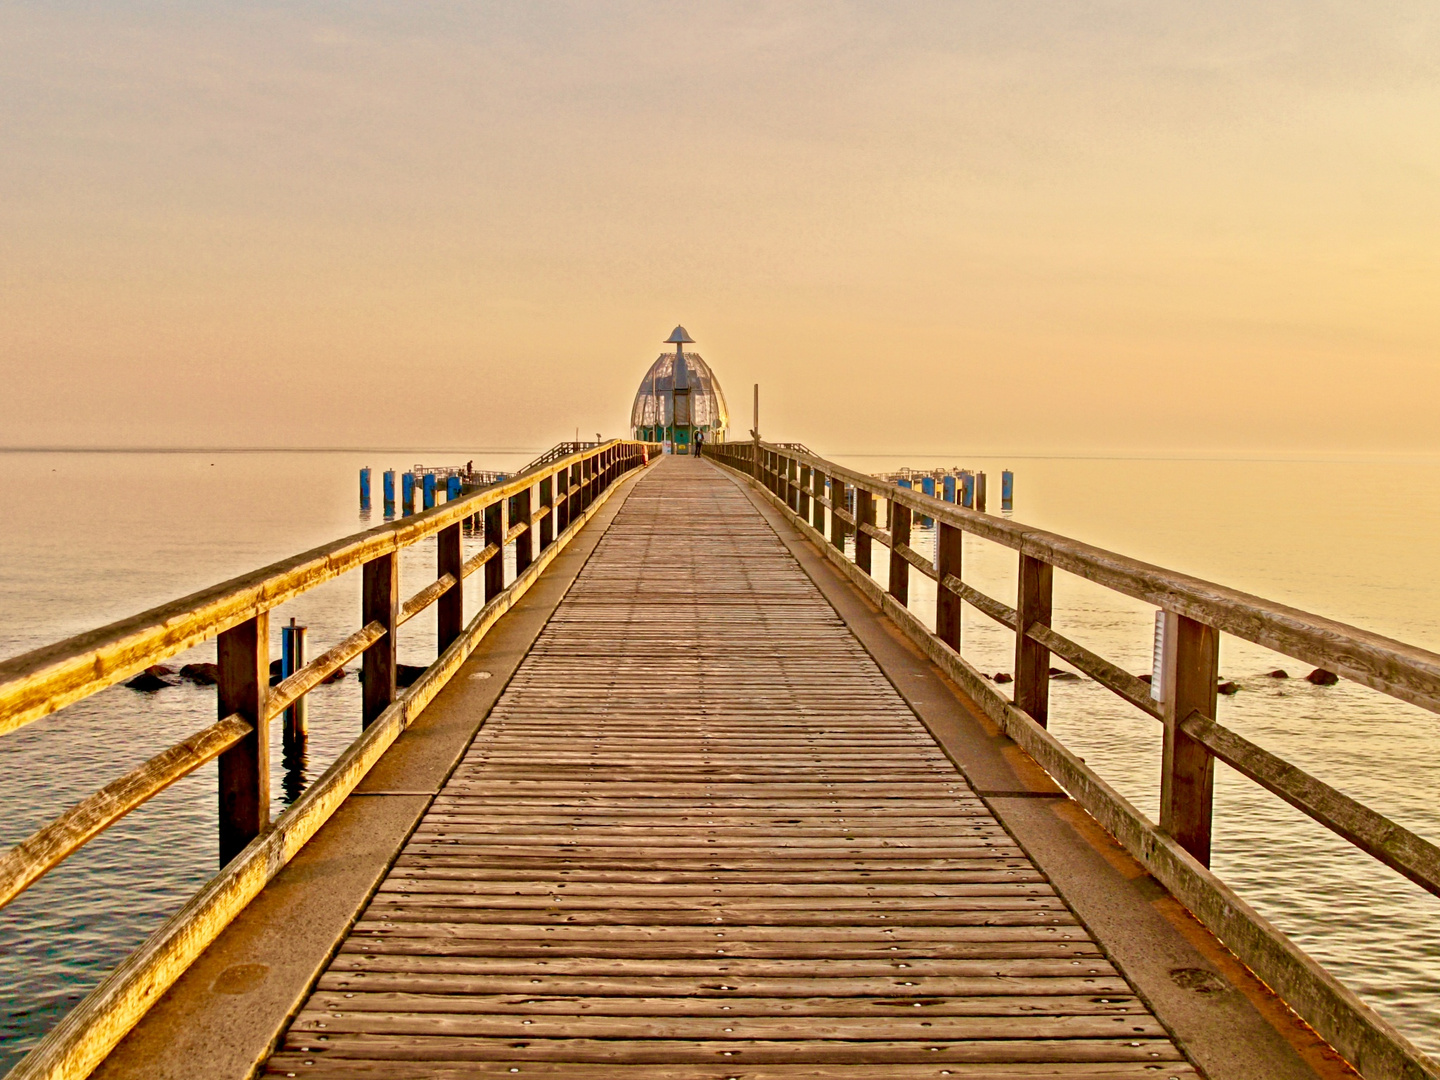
[362,552,398,729]
[484,497,507,601]
[936,522,963,653]
[1159,612,1219,866]
[556,469,570,533]
[829,479,847,550]
[888,499,911,605]
[811,468,825,532]
[217,612,269,866]
[798,464,811,522]
[538,476,554,551]
[515,485,534,575]
[437,521,463,653]
[854,489,873,574]
[1013,554,1053,726]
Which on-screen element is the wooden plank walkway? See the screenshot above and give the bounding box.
[265,458,1198,1079]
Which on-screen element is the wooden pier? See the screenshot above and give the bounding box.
[3,442,1440,1080]
[266,463,1193,1077]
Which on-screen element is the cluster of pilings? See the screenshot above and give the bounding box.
[875,468,1014,516]
[359,465,507,519]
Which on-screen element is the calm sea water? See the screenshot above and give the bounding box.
[1,449,1438,1066]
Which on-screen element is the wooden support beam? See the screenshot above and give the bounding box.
[829,479,847,551]
[888,501,911,606]
[217,613,268,866]
[539,477,555,550]
[1013,554,1053,727]
[483,498,507,602]
[361,553,398,730]
[1160,612,1219,866]
[514,487,534,575]
[797,464,811,522]
[936,521,963,653]
[555,470,570,533]
[854,489,873,574]
[436,522,463,653]
[811,468,826,532]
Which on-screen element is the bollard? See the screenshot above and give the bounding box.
[943,475,956,503]
[402,472,416,515]
[423,473,436,510]
[382,470,396,517]
[359,467,371,509]
[447,475,461,501]
[961,472,974,508]
[975,471,987,513]
[1002,470,1014,511]
[281,618,307,748]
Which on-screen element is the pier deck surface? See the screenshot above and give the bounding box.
[264,460,1203,1079]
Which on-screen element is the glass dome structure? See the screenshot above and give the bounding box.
[630,349,729,446]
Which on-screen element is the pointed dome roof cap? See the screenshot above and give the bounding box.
[665,325,694,344]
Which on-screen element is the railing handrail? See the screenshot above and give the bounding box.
[2,436,659,1080]
[0,439,638,736]
[764,440,1440,716]
[711,437,1440,1080]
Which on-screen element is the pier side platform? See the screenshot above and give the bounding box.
[95,458,1355,1080]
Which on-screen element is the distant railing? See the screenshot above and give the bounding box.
[521,440,604,473]
[0,438,658,1080]
[709,438,1440,1080]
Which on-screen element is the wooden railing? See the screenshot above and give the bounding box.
[710,438,1440,1080]
[0,438,657,1080]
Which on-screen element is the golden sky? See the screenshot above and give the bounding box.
[2,3,1437,454]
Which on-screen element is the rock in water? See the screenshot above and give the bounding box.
[126,672,172,691]
[993,672,1013,684]
[145,664,176,677]
[179,663,219,685]
[1265,669,1289,679]
[1217,681,1239,696]
[1306,668,1339,686]
[1050,671,1080,681]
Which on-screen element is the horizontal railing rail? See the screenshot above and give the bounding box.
[0,438,658,1080]
[709,437,1440,1080]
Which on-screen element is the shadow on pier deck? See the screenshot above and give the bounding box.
[92,459,1353,1080]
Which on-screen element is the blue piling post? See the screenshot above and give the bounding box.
[447,475,461,501]
[281,619,307,747]
[423,473,436,510]
[919,476,935,527]
[961,473,974,508]
[359,467,371,508]
[943,475,956,503]
[383,470,396,516]
[1002,470,1014,511]
[402,473,416,515]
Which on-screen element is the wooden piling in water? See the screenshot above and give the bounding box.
[280,619,307,750]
